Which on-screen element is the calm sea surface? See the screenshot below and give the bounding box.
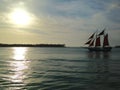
[0,47,120,90]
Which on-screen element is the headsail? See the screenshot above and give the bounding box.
[88,33,95,39]
[89,39,94,46]
[85,32,95,45]
[85,39,91,45]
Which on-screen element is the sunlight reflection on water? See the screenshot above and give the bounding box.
[12,47,27,60]
[9,47,29,89]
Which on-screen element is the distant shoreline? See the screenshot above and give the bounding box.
[115,46,120,48]
[0,43,65,47]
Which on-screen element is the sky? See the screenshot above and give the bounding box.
[0,0,120,47]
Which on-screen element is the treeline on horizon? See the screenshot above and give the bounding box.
[0,43,65,47]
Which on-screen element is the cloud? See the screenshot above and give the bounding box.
[0,0,120,46]
[106,3,120,23]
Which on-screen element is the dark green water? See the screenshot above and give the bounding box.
[0,47,120,90]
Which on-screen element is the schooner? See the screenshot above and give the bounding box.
[85,29,112,51]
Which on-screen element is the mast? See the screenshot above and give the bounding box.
[103,34,109,47]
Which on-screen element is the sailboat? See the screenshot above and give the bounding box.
[85,29,112,51]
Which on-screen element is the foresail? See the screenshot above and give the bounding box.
[95,36,101,47]
[103,34,109,47]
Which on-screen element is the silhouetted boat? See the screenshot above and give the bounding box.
[85,28,112,51]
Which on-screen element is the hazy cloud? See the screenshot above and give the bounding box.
[0,0,120,46]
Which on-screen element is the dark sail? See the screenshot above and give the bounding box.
[98,28,105,35]
[103,34,109,47]
[85,39,91,44]
[95,36,101,47]
[88,33,95,39]
[89,39,94,46]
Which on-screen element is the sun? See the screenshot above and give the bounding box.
[10,8,31,26]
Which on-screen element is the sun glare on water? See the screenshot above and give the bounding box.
[10,8,31,26]
[13,47,27,60]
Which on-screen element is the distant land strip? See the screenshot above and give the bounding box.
[0,43,65,47]
[115,46,120,48]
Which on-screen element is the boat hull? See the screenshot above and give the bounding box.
[88,47,112,52]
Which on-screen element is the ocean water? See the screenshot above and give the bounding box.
[0,47,120,90]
